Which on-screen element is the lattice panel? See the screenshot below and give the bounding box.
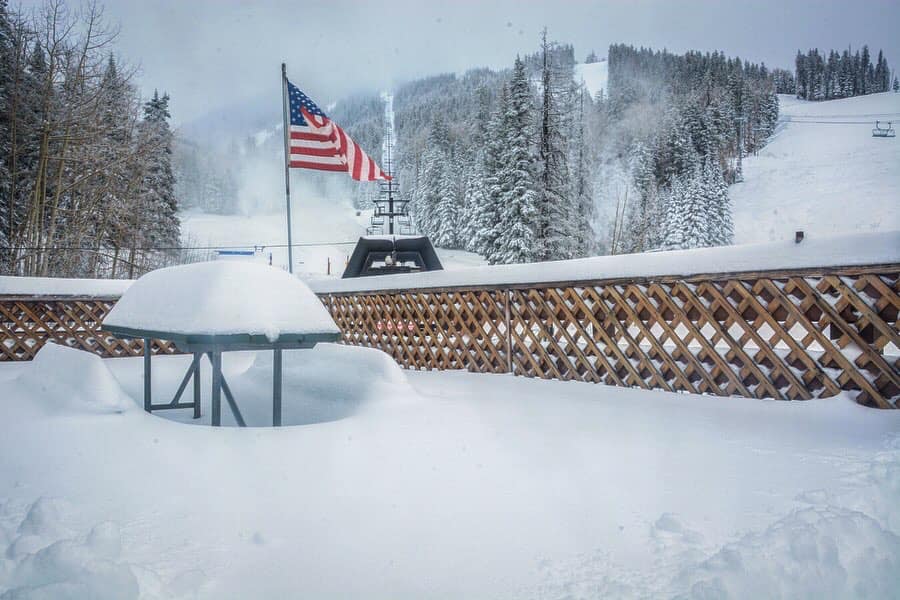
[3,269,898,408]
[323,290,509,373]
[0,299,179,360]
[321,270,899,408]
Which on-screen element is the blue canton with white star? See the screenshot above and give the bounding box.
[288,81,327,126]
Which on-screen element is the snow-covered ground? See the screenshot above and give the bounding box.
[732,92,900,244]
[575,59,608,98]
[0,342,898,598]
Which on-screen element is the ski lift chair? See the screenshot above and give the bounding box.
[872,121,896,138]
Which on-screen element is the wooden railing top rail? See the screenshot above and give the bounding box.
[307,231,900,295]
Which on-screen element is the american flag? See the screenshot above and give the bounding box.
[287,80,390,181]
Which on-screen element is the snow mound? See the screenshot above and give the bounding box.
[279,342,408,387]
[1,499,139,600]
[676,506,900,599]
[16,344,131,415]
[237,343,411,426]
[528,433,900,599]
[103,261,339,340]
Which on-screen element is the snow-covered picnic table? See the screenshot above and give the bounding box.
[102,261,341,426]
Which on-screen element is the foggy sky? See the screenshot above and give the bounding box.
[25,0,900,125]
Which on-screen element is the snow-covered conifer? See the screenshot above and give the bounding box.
[136,91,180,270]
[494,57,539,264]
[536,30,573,261]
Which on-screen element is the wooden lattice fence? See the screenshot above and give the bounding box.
[321,266,899,409]
[0,296,178,361]
[1,265,898,408]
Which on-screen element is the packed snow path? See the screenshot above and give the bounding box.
[0,344,898,598]
[731,92,900,244]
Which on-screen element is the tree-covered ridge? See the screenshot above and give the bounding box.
[794,46,892,100]
[387,40,779,261]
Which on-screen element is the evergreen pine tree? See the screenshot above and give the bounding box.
[661,180,685,250]
[136,90,179,269]
[416,144,444,239]
[536,30,573,261]
[432,150,460,248]
[859,46,871,94]
[570,86,595,257]
[494,57,539,264]
[470,88,506,261]
[679,167,708,249]
[874,50,886,93]
[795,51,807,99]
[0,0,13,260]
[624,141,658,252]
[461,160,490,254]
[703,157,733,246]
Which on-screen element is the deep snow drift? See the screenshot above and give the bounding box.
[0,343,898,598]
[731,92,900,244]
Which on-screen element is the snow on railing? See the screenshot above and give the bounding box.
[308,231,900,294]
[0,276,132,298]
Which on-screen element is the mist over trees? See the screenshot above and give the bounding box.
[174,138,239,215]
[0,0,182,277]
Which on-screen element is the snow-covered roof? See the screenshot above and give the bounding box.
[103,261,339,340]
[309,230,900,294]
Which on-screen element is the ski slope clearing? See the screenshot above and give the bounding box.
[0,344,898,598]
[179,195,369,276]
[731,92,900,244]
[574,59,608,98]
[180,202,485,277]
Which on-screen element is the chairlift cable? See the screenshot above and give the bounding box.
[4,241,359,252]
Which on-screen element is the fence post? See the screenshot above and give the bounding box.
[505,289,513,375]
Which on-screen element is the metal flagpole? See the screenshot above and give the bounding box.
[281,63,294,274]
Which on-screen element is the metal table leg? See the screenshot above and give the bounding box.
[193,352,202,419]
[143,338,152,412]
[273,348,283,427]
[211,350,222,426]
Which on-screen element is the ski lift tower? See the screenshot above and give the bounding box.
[367,94,413,236]
[348,93,442,279]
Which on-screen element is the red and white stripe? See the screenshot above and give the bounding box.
[289,107,390,181]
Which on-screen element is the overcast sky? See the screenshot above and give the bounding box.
[28,0,900,124]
